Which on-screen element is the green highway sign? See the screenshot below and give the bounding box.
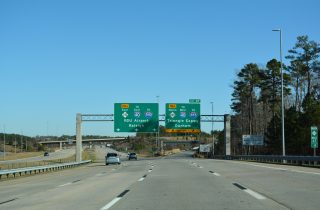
[165,103,201,133]
[114,103,159,133]
[189,99,201,104]
[311,126,318,149]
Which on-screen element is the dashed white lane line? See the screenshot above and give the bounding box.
[233,183,266,200]
[58,182,71,187]
[100,197,121,210]
[138,178,145,182]
[244,189,266,200]
[209,171,221,176]
[100,190,129,210]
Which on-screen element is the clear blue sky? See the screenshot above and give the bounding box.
[1,0,319,136]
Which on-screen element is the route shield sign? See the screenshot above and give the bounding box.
[165,103,201,133]
[311,126,318,149]
[114,103,159,133]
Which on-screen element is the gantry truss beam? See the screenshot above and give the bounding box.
[81,114,225,122]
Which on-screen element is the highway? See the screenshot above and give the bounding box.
[1,151,320,210]
[0,149,75,164]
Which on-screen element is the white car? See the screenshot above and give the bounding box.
[105,153,121,165]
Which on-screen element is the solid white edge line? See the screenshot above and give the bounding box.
[138,178,145,181]
[247,163,320,175]
[244,189,266,200]
[100,197,121,210]
[225,160,320,176]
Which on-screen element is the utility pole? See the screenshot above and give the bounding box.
[272,29,286,158]
[15,137,17,154]
[25,133,27,152]
[20,131,23,152]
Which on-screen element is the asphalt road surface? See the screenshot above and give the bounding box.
[1,151,320,210]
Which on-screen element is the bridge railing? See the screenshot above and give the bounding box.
[0,160,91,180]
[212,155,320,167]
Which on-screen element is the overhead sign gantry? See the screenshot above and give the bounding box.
[75,103,231,162]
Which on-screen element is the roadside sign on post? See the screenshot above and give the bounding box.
[199,144,211,153]
[242,135,264,146]
[311,126,318,149]
[114,103,159,133]
[165,103,201,133]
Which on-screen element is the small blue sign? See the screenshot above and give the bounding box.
[145,111,153,119]
[134,112,141,118]
[180,112,186,118]
[190,112,197,119]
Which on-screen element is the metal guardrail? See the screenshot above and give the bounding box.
[213,155,320,166]
[0,160,92,179]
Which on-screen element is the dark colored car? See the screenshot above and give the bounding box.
[128,153,137,160]
[44,152,49,156]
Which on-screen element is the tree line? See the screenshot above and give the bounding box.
[231,35,320,155]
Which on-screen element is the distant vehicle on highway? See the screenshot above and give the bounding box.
[105,153,120,165]
[44,152,49,157]
[128,152,137,160]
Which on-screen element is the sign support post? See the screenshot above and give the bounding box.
[76,113,82,162]
[224,115,231,156]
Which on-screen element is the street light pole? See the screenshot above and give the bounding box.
[273,29,285,157]
[3,125,5,160]
[156,96,160,151]
[211,102,214,157]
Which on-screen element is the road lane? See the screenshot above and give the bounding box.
[187,158,320,210]
[108,155,287,210]
[1,151,320,210]
[0,159,152,210]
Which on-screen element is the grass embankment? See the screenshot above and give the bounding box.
[0,155,77,170]
[0,147,95,170]
[0,152,43,161]
[82,148,96,162]
[163,148,181,156]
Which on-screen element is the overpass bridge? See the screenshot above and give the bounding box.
[38,138,127,149]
